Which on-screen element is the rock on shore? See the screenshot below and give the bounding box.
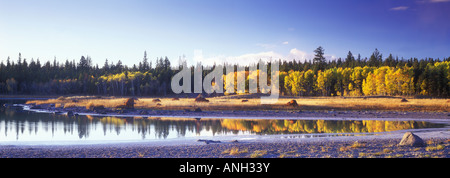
[398,132,426,147]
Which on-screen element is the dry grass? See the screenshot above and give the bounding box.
[86,101,105,110]
[25,95,449,112]
[282,97,449,112]
[383,148,394,154]
[222,147,248,156]
[425,139,446,151]
[340,141,366,153]
[339,146,350,152]
[63,103,79,109]
[425,144,445,151]
[27,97,128,109]
[350,141,366,148]
[250,150,268,158]
[146,96,448,112]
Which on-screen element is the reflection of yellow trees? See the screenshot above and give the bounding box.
[221,119,439,134]
[221,119,247,131]
[220,119,271,133]
[99,117,126,126]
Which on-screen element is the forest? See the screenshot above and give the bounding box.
[0,47,449,97]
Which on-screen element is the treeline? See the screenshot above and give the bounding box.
[280,48,449,97]
[0,51,173,96]
[0,48,449,97]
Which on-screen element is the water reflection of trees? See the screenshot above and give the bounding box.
[1,109,231,140]
[220,119,444,134]
[0,106,445,141]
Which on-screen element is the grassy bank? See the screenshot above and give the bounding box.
[24,95,450,112]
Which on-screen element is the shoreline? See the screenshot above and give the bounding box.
[11,97,449,121]
[22,104,450,121]
[13,95,449,121]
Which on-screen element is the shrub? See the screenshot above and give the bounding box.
[152,99,161,102]
[125,98,135,109]
[195,94,209,102]
[286,100,299,107]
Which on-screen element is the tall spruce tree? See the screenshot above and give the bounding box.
[313,46,326,72]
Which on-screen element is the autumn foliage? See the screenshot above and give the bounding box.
[1,49,448,97]
[283,61,449,97]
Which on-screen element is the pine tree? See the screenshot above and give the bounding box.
[368,48,382,67]
[313,46,326,72]
[344,51,355,68]
[142,51,149,72]
[103,59,110,72]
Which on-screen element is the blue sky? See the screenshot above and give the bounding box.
[0,0,449,66]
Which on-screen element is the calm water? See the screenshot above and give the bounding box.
[0,99,446,144]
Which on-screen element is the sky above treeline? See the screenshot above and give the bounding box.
[1,0,449,66]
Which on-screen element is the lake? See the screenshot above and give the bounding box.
[0,99,447,145]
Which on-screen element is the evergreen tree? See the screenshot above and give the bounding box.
[313,46,326,72]
[103,59,110,72]
[142,51,149,72]
[368,48,382,67]
[344,51,355,68]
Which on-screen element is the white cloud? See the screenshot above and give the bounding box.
[390,6,409,11]
[325,55,338,61]
[286,48,312,62]
[192,48,335,66]
[223,51,284,66]
[192,50,282,66]
[282,41,289,45]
